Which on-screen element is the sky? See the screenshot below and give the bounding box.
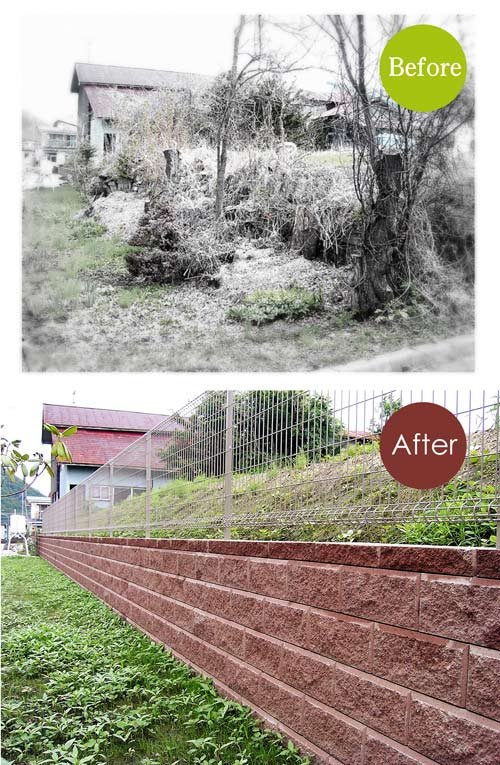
[21,13,473,125]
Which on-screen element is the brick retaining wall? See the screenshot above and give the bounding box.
[38,536,500,765]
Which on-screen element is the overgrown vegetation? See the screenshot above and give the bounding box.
[89,433,498,547]
[1,557,309,765]
[228,288,322,325]
[23,15,475,371]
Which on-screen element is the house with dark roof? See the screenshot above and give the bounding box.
[71,62,213,159]
[42,403,171,501]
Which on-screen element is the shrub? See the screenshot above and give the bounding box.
[67,140,97,196]
[128,196,180,250]
[228,287,323,325]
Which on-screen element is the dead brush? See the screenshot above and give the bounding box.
[225,153,360,258]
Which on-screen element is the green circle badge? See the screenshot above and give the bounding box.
[380,24,466,112]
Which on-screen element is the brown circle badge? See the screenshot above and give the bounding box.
[380,402,467,489]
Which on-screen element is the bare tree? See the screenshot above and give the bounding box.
[309,15,473,317]
[213,15,309,218]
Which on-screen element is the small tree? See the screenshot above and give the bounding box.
[213,15,308,218]
[69,140,96,196]
[160,391,344,479]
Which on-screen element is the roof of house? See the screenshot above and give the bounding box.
[53,429,174,470]
[344,430,376,441]
[40,124,77,135]
[71,62,213,94]
[82,85,156,120]
[55,429,149,466]
[42,403,169,443]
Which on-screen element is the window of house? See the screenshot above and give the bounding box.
[47,153,57,162]
[103,133,116,154]
[113,486,145,503]
[90,485,111,500]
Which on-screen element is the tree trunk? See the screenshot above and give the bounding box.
[215,136,228,219]
[164,148,180,181]
[351,155,406,318]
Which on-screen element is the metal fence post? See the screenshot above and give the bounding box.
[224,391,235,540]
[73,488,77,535]
[85,483,90,538]
[145,433,152,538]
[109,462,114,537]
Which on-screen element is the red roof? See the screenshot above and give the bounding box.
[56,429,145,466]
[42,403,168,443]
[52,429,176,470]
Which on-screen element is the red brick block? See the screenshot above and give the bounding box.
[299,697,364,764]
[208,540,270,558]
[244,631,282,676]
[125,537,158,548]
[267,541,381,568]
[219,656,262,706]
[190,610,219,644]
[342,567,419,629]
[155,571,185,602]
[467,645,500,722]
[174,601,196,632]
[230,590,268,633]
[170,539,209,553]
[264,599,309,647]
[183,578,210,608]
[419,575,500,649]
[201,582,232,619]
[409,696,500,765]
[364,733,433,765]
[248,559,288,600]
[475,550,500,580]
[280,644,335,706]
[307,610,372,671]
[215,619,245,657]
[195,554,220,583]
[379,545,475,576]
[177,552,197,578]
[192,641,226,677]
[372,624,466,705]
[155,539,173,549]
[152,549,179,575]
[131,565,161,592]
[219,556,249,590]
[335,665,409,742]
[288,561,341,611]
[155,617,179,649]
[256,674,304,731]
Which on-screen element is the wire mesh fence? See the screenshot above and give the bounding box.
[42,389,500,545]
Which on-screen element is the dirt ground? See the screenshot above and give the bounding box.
[22,187,475,372]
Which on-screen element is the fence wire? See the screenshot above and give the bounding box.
[42,390,500,543]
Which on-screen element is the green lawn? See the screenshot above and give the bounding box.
[1,557,308,765]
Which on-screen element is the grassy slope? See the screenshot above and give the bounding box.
[1,557,309,765]
[22,187,471,373]
[94,437,498,547]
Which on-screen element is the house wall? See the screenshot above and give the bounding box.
[38,536,500,765]
[90,117,105,160]
[59,465,96,496]
[59,465,164,497]
[77,89,90,141]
